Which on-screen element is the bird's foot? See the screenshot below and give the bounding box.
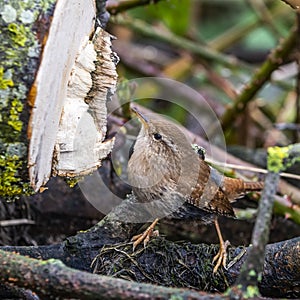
[131,218,159,251]
[212,240,230,274]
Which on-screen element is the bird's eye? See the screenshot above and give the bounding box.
[153,133,162,140]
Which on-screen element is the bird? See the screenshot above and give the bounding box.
[127,107,264,273]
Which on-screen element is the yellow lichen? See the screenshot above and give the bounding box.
[65,177,82,188]
[0,155,23,197]
[245,285,260,298]
[8,98,23,132]
[0,66,14,89]
[7,23,27,47]
[267,146,290,173]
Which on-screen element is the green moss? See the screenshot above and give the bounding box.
[65,177,81,188]
[7,98,23,131]
[267,144,300,173]
[0,67,14,89]
[226,284,260,299]
[244,285,260,298]
[7,23,27,47]
[267,146,289,172]
[0,154,31,198]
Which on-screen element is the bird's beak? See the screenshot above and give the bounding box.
[131,107,149,129]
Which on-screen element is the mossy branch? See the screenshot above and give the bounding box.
[221,28,297,131]
[0,248,217,300]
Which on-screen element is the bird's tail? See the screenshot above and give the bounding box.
[244,181,264,192]
[223,177,264,201]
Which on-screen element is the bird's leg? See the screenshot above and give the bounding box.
[131,218,159,251]
[212,217,230,273]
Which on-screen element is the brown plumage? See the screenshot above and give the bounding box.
[128,108,264,273]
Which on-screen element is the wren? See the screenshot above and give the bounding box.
[127,107,264,273]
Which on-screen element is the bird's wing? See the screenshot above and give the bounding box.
[204,189,235,217]
[187,159,236,218]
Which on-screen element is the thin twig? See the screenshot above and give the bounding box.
[231,171,280,298]
[0,219,35,227]
[206,159,300,181]
[293,12,300,143]
[248,0,286,37]
[221,28,297,131]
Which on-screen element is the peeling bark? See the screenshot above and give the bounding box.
[53,27,116,177]
[29,0,117,191]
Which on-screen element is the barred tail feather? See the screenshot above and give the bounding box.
[244,181,264,192]
[223,178,264,201]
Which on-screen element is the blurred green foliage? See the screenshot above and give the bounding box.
[129,0,191,35]
[244,28,276,51]
[199,1,250,39]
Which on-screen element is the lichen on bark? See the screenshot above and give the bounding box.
[0,0,56,198]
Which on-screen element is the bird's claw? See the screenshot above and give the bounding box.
[131,219,159,251]
[212,240,230,274]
